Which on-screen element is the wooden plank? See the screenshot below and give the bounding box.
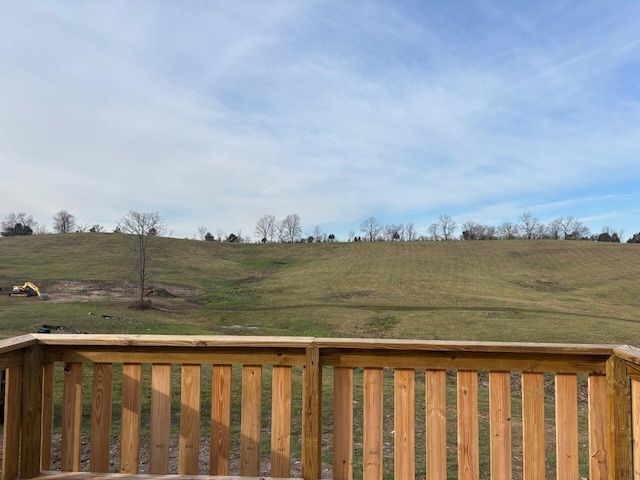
[271,366,292,478]
[302,346,321,480]
[210,365,232,476]
[632,379,640,480]
[363,367,383,480]
[179,364,201,475]
[313,337,617,355]
[44,347,306,367]
[3,365,22,480]
[41,361,55,471]
[607,355,630,480]
[521,372,545,480]
[319,350,606,374]
[21,345,44,479]
[120,363,142,474]
[240,365,262,477]
[555,373,578,479]
[489,371,512,480]
[34,333,315,348]
[90,363,113,473]
[333,367,353,480]
[61,362,83,472]
[394,368,415,479]
[149,364,171,475]
[426,369,447,480]
[457,370,479,480]
[588,374,608,480]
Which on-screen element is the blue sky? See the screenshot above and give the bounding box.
[1,1,639,240]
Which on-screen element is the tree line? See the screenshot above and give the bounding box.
[2,210,637,243]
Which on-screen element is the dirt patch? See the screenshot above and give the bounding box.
[44,281,197,305]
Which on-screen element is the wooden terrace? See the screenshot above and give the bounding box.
[1,334,640,479]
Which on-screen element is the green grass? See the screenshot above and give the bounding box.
[1,234,639,344]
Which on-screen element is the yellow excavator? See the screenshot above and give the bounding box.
[9,282,48,300]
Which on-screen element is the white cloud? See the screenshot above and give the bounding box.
[1,1,640,239]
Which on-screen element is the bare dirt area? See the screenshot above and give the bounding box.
[44,281,198,309]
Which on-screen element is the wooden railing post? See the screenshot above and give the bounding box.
[20,344,43,479]
[303,345,322,480]
[606,354,629,480]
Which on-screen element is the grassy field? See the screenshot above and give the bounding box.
[1,233,638,344]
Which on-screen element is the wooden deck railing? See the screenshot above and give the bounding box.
[1,334,639,479]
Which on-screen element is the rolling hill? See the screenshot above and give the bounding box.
[1,233,638,344]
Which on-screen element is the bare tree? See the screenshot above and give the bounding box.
[498,221,519,240]
[360,216,382,242]
[405,222,417,241]
[197,226,208,240]
[435,214,457,241]
[280,214,302,243]
[118,211,166,309]
[519,212,540,240]
[53,210,76,233]
[255,214,276,242]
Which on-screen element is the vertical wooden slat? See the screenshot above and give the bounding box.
[607,355,629,480]
[61,362,83,472]
[40,361,55,471]
[302,346,322,480]
[395,368,415,479]
[3,365,22,480]
[632,379,640,480]
[522,372,545,480]
[20,345,43,479]
[210,365,232,476]
[120,363,142,474]
[555,373,578,479]
[426,369,447,480]
[333,367,353,480]
[150,364,171,474]
[457,370,479,480]
[90,363,113,473]
[271,365,292,478]
[490,371,512,480]
[179,364,201,475]
[588,374,608,480]
[363,367,383,480]
[240,365,262,477]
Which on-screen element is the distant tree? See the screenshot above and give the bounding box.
[204,232,215,241]
[427,222,439,240]
[53,210,76,233]
[118,211,166,309]
[226,233,240,243]
[435,214,457,241]
[255,214,276,242]
[499,221,519,240]
[519,212,540,240]
[280,214,302,243]
[1,212,37,236]
[89,224,105,233]
[348,230,356,241]
[197,226,208,240]
[328,233,336,242]
[405,223,417,241]
[307,235,314,244]
[360,217,382,242]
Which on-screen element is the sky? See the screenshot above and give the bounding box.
[1,1,640,241]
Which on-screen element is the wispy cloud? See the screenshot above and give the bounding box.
[1,1,639,239]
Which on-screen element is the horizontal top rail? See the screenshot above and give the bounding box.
[28,333,620,354]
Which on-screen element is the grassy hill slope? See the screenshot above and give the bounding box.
[1,234,638,344]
